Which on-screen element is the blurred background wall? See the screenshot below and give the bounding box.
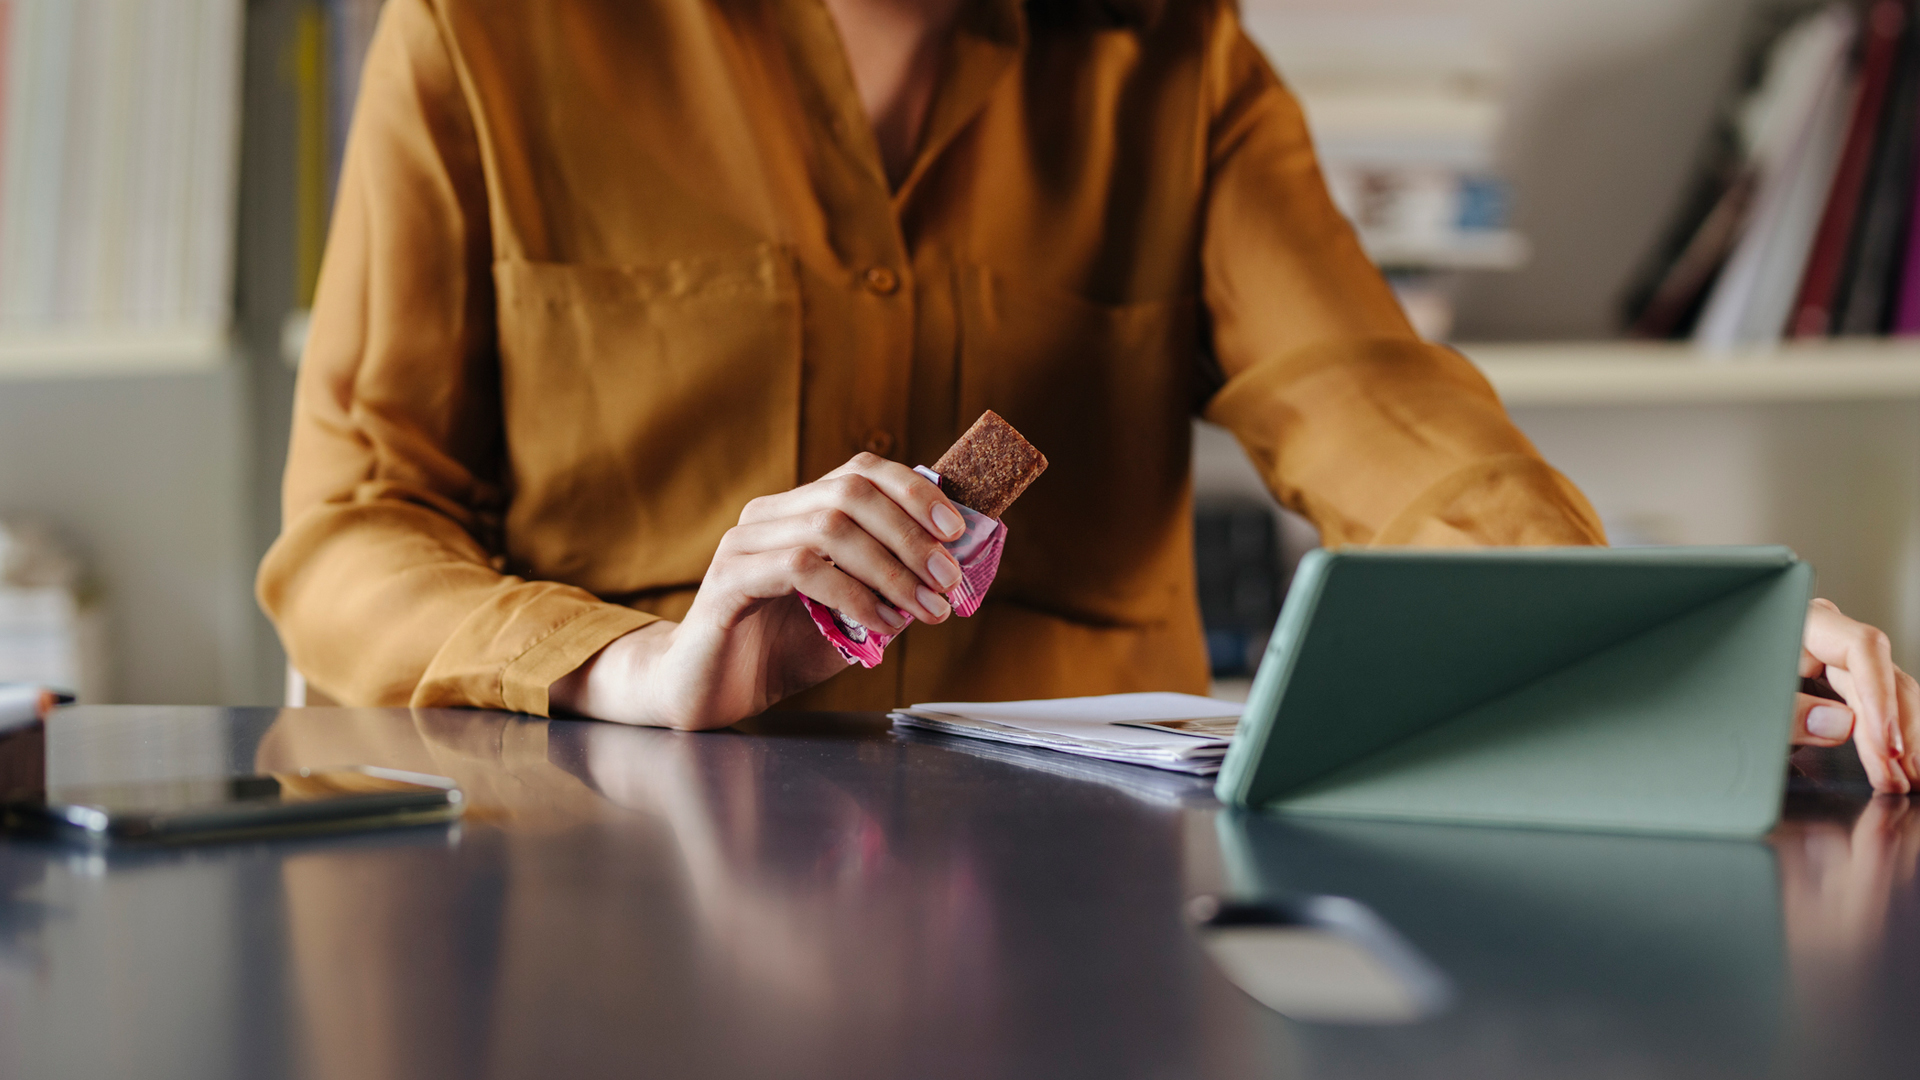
[0,0,299,705]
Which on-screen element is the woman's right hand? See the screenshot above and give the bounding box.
[549,453,969,730]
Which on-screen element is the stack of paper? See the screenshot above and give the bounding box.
[893,727,1219,805]
[0,683,60,734]
[889,693,1243,776]
[0,521,105,701]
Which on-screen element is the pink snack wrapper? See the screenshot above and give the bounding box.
[801,467,1008,668]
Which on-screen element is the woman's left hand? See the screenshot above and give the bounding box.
[1791,598,1919,794]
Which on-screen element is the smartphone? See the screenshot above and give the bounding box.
[4,765,464,843]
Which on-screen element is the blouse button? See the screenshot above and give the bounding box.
[863,429,895,456]
[862,266,900,295]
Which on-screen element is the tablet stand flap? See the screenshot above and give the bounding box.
[1216,547,1806,831]
[1260,560,1810,836]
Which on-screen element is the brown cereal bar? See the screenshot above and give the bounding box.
[931,410,1048,519]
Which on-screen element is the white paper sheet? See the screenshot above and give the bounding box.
[889,692,1244,775]
[1,684,44,732]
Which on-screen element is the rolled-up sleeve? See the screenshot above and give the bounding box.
[1196,9,1605,550]
[255,0,655,714]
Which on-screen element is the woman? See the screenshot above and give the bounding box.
[258,0,1918,792]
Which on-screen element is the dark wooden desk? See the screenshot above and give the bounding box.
[0,706,1913,1079]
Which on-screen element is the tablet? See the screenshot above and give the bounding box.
[1213,546,1811,837]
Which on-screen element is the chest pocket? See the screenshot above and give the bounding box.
[493,245,801,595]
[957,264,1201,627]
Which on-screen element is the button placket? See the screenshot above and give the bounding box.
[852,262,906,460]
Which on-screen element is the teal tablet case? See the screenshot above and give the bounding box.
[1213,547,1812,837]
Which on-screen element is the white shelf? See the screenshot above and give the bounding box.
[1366,230,1530,272]
[0,325,233,380]
[1461,339,1920,407]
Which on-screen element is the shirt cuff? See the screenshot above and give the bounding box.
[498,603,662,717]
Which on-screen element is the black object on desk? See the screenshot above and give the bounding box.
[0,705,1914,1080]
[5,766,464,843]
[0,720,44,804]
[1194,501,1284,676]
[0,708,463,843]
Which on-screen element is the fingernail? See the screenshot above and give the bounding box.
[927,550,962,589]
[916,586,950,619]
[1808,705,1852,740]
[879,606,908,630]
[931,503,964,539]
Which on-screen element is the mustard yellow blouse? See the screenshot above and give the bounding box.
[258,0,1604,715]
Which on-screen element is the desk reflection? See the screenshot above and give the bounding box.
[14,707,1911,1079]
[1198,786,1920,1079]
[1775,795,1920,1073]
[256,709,575,1080]
[1215,814,1787,1076]
[1777,797,1920,982]
[249,709,1223,1080]
[564,721,996,1017]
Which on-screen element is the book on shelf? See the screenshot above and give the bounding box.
[0,0,242,348]
[1895,12,1920,332]
[293,2,326,307]
[327,0,384,201]
[292,0,385,320]
[0,519,105,704]
[1629,1,1920,347]
[1835,0,1920,334]
[1791,0,1908,337]
[1694,4,1857,350]
[1624,170,1758,340]
[1619,7,1814,341]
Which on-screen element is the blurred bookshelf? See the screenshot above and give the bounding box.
[0,0,244,382]
[1244,3,1920,398]
[1204,3,1920,682]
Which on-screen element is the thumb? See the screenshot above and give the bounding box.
[1792,692,1854,746]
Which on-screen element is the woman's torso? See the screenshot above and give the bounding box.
[442,0,1222,705]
